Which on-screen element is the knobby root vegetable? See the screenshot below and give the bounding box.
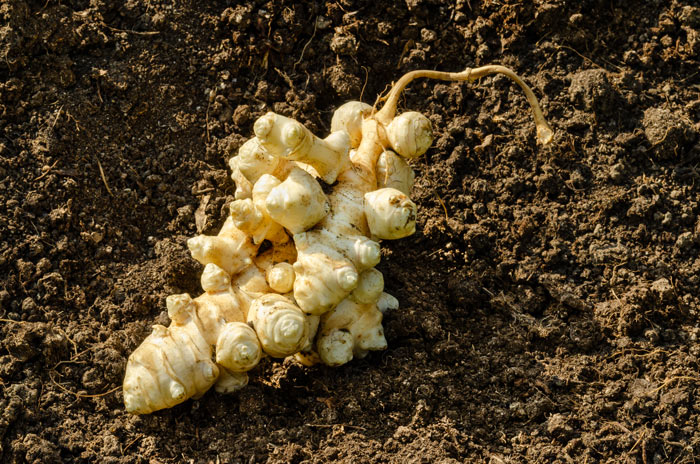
[123,64,553,414]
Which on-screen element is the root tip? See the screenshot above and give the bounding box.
[537,125,554,146]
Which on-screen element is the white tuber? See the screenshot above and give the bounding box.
[124,63,553,414]
[364,188,417,240]
[386,111,434,159]
[186,216,256,275]
[229,174,289,245]
[247,294,309,358]
[266,262,295,294]
[235,138,283,184]
[351,268,384,304]
[291,229,382,314]
[265,167,330,234]
[331,101,373,148]
[317,298,387,366]
[376,150,415,195]
[216,322,262,372]
[377,292,399,314]
[254,112,350,184]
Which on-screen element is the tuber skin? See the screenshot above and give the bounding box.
[123,64,552,414]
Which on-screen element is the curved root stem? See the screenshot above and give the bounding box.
[375,65,554,145]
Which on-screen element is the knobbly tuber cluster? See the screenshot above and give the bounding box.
[123,65,553,414]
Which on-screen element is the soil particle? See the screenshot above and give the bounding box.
[643,107,698,159]
[12,434,61,464]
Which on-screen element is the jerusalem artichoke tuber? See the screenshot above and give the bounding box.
[123,64,552,413]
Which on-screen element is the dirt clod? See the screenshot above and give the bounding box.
[569,69,620,116]
[643,107,697,159]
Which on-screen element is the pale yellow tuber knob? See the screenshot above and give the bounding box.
[253,112,350,184]
[318,329,354,366]
[166,293,195,325]
[351,268,384,304]
[201,262,231,293]
[377,292,399,314]
[331,101,373,148]
[266,262,295,293]
[316,298,387,366]
[291,233,361,315]
[376,150,415,195]
[265,167,330,234]
[386,111,433,159]
[187,228,254,276]
[229,156,254,200]
[214,369,249,394]
[230,199,265,240]
[248,294,310,358]
[236,137,281,183]
[350,236,382,270]
[216,322,262,372]
[364,188,417,240]
[230,175,288,245]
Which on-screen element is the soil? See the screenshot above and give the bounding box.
[2,0,700,463]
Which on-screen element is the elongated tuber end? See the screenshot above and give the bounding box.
[123,323,219,414]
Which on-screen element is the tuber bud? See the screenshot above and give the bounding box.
[364,188,417,240]
[266,262,295,294]
[386,111,433,159]
[376,150,415,195]
[331,101,373,148]
[248,294,309,358]
[265,167,330,234]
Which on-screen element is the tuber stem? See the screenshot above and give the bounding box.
[375,65,554,145]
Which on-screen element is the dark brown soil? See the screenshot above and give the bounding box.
[2,0,700,462]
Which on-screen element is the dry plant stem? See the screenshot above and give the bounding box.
[374,65,554,145]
